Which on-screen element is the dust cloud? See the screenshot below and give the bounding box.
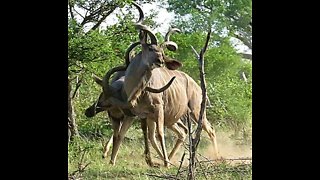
[169,130,252,166]
[204,131,252,160]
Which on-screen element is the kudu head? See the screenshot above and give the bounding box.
[85,68,126,118]
[134,25,182,71]
[131,2,182,71]
[84,91,108,118]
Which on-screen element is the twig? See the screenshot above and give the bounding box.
[68,76,77,82]
[148,151,178,168]
[242,71,248,83]
[72,77,82,99]
[69,147,91,178]
[196,157,208,180]
[199,157,252,163]
[79,147,87,164]
[196,152,216,167]
[144,173,179,179]
[187,112,194,179]
[70,162,91,176]
[73,8,85,19]
[190,45,199,59]
[176,152,186,178]
[68,0,74,20]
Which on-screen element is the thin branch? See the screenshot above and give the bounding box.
[196,152,216,167]
[72,77,82,99]
[196,157,208,180]
[147,150,177,168]
[190,45,199,59]
[81,2,110,26]
[241,72,248,83]
[69,147,91,178]
[187,112,194,180]
[194,29,211,149]
[73,8,85,19]
[79,147,87,165]
[200,157,252,163]
[200,30,211,57]
[176,152,186,178]
[90,5,117,31]
[68,0,74,20]
[68,76,77,82]
[144,173,178,179]
[77,3,91,12]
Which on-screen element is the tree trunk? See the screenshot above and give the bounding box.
[188,30,211,180]
[68,78,79,142]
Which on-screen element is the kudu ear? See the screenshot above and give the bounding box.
[92,74,103,86]
[164,57,182,70]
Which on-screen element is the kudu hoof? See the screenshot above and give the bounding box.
[145,160,153,167]
[109,160,116,166]
[151,162,161,168]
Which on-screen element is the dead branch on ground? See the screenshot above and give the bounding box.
[68,147,91,180]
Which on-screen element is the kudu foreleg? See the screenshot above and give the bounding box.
[104,118,121,159]
[109,117,134,165]
[140,118,154,167]
[147,120,164,160]
[102,134,114,159]
[154,106,170,167]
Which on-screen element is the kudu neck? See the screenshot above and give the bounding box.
[124,55,153,107]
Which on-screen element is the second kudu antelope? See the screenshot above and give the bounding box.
[85,66,182,166]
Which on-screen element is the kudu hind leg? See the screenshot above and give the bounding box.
[202,119,220,158]
[167,121,187,161]
[190,112,220,158]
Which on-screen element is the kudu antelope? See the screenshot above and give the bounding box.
[85,4,182,166]
[84,26,186,166]
[102,2,219,167]
[85,69,154,166]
